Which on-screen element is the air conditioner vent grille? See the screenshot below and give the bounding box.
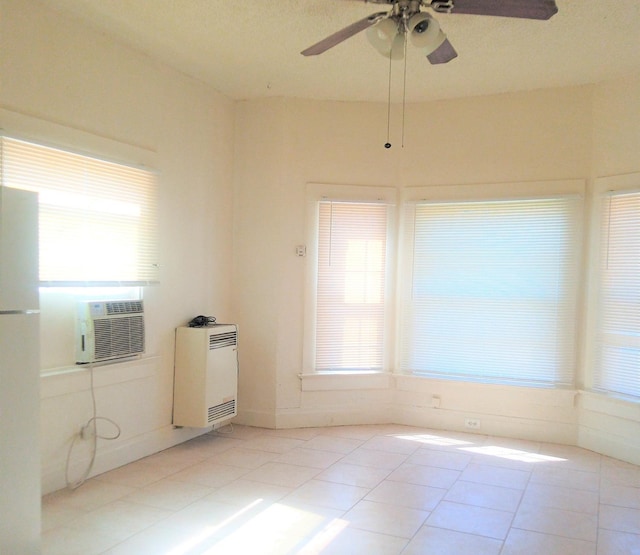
[105,300,143,315]
[208,399,236,423]
[93,315,144,360]
[209,331,237,350]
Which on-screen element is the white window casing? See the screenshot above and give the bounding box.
[589,173,640,400]
[303,184,396,375]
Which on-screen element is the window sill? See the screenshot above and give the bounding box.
[579,390,640,421]
[40,355,160,399]
[298,371,393,392]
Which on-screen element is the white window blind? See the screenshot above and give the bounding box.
[593,190,640,398]
[0,136,158,286]
[399,197,581,386]
[315,201,389,372]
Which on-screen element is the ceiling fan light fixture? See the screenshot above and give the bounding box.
[425,29,447,56]
[366,18,403,59]
[390,32,405,59]
[409,13,442,53]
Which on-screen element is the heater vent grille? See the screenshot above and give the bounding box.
[208,399,236,423]
[173,324,238,428]
[209,331,237,350]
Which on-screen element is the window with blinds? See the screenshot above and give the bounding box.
[593,190,640,399]
[0,135,158,286]
[314,200,390,372]
[399,196,581,386]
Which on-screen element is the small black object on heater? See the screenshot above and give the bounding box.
[188,315,217,327]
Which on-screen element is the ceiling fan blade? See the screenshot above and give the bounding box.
[301,11,388,56]
[427,38,458,64]
[434,0,558,20]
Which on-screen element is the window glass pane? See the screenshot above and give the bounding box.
[315,201,388,372]
[1,136,158,285]
[593,191,640,398]
[400,197,580,386]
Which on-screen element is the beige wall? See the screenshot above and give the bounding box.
[233,88,592,428]
[2,0,639,499]
[578,75,640,464]
[232,85,640,465]
[1,0,236,492]
[592,74,640,177]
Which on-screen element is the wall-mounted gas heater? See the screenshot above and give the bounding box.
[76,300,145,364]
[173,324,238,428]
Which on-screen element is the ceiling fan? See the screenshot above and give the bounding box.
[301,0,559,64]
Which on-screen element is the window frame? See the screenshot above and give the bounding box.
[0,110,159,287]
[586,172,640,401]
[1,109,160,373]
[302,183,397,376]
[397,180,585,388]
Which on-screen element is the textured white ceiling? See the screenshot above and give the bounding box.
[39,0,640,103]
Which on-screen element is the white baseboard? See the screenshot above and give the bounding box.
[393,405,578,445]
[43,391,639,495]
[577,391,640,466]
[578,426,640,466]
[275,405,393,429]
[41,424,207,495]
[234,408,277,429]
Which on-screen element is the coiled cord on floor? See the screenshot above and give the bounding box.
[64,364,121,490]
[211,423,234,435]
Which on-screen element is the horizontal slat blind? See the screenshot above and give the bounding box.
[400,197,580,386]
[593,191,640,398]
[315,201,389,372]
[1,136,158,285]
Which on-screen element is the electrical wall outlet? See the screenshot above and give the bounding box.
[464,418,481,430]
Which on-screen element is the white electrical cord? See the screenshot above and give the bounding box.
[65,363,121,490]
[211,423,235,435]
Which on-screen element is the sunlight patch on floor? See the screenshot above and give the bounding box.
[166,498,264,555]
[394,434,474,447]
[295,517,350,555]
[460,445,566,463]
[197,502,349,554]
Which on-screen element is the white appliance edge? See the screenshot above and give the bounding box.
[0,187,41,554]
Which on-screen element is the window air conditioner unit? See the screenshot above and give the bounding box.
[76,300,145,364]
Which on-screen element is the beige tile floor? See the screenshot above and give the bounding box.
[42,424,640,554]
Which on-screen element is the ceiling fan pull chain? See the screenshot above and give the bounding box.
[401,31,408,148]
[385,45,393,149]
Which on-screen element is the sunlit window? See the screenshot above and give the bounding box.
[399,197,581,386]
[593,189,640,399]
[315,200,391,372]
[0,135,158,286]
